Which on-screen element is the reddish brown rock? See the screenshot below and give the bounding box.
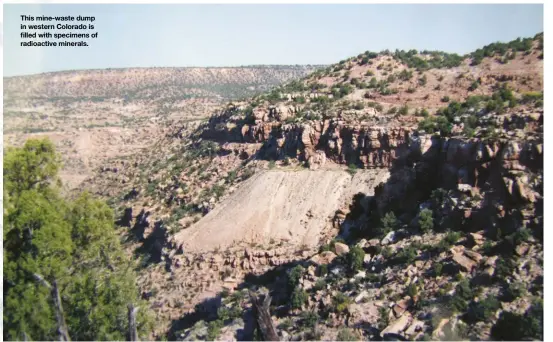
[334,242,350,256]
[310,251,337,265]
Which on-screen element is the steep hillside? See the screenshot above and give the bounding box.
[3,65,321,189]
[85,33,543,340]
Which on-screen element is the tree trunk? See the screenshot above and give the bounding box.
[249,291,280,341]
[33,274,71,341]
[51,280,71,342]
[128,303,139,341]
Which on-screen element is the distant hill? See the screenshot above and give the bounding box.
[3,65,325,102]
[3,65,324,190]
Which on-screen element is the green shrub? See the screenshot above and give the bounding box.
[368,77,378,88]
[332,292,351,313]
[444,231,461,245]
[521,91,543,104]
[495,257,516,279]
[278,317,293,330]
[318,264,329,277]
[337,84,354,98]
[491,301,543,341]
[313,278,327,291]
[288,265,304,288]
[294,96,306,104]
[388,107,397,114]
[353,102,365,110]
[381,246,394,259]
[441,96,450,103]
[502,282,526,302]
[465,295,500,323]
[510,228,531,246]
[207,319,224,341]
[229,290,245,304]
[398,69,413,81]
[290,287,308,309]
[395,246,417,264]
[407,87,416,93]
[418,208,434,233]
[347,163,357,175]
[347,246,365,273]
[418,74,427,86]
[319,243,331,253]
[449,279,473,312]
[468,80,480,91]
[406,283,418,298]
[380,211,399,235]
[398,104,409,115]
[299,311,319,329]
[378,307,390,330]
[433,263,443,277]
[217,305,242,321]
[336,328,359,341]
[226,170,238,183]
[379,86,397,95]
[365,273,381,283]
[482,240,493,255]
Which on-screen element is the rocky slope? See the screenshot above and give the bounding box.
[3,65,322,190]
[84,33,543,340]
[175,169,390,253]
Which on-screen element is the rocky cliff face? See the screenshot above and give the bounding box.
[198,104,543,244]
[202,105,542,179]
[202,105,419,168]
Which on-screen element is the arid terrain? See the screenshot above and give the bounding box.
[4,33,544,341]
[3,65,321,189]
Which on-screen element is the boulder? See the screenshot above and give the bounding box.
[356,239,369,248]
[381,313,411,337]
[468,232,485,246]
[367,238,381,247]
[381,231,396,246]
[404,319,425,338]
[354,291,368,304]
[393,299,409,318]
[310,251,337,265]
[457,183,475,196]
[515,243,530,256]
[485,255,498,267]
[451,251,477,273]
[463,250,483,263]
[354,271,366,279]
[334,242,350,256]
[515,178,536,203]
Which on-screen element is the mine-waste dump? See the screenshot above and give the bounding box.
[175,169,390,253]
